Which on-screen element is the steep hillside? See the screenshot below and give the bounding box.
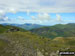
[0,24,26,34]
[30,23,75,39]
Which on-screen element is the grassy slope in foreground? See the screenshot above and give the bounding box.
[0,32,75,56]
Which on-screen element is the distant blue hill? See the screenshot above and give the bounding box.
[1,23,44,30]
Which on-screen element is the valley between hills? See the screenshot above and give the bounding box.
[0,23,75,56]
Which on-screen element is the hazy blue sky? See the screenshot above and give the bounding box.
[0,0,75,25]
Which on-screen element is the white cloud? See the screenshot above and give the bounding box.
[38,13,50,20]
[56,14,62,22]
[18,16,25,20]
[0,10,5,14]
[26,10,30,16]
[31,16,37,20]
[0,0,75,13]
[31,13,50,22]
[0,15,9,22]
[56,14,75,23]
[0,9,9,22]
[3,16,8,21]
[30,13,51,24]
[7,8,17,13]
[0,0,74,24]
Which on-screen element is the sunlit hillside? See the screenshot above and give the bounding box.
[30,23,75,39]
[0,32,75,56]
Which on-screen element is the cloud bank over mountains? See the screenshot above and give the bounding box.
[0,0,75,25]
[0,0,75,13]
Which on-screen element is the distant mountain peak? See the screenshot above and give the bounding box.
[0,23,44,30]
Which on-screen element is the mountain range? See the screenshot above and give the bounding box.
[1,23,43,30]
[0,23,75,39]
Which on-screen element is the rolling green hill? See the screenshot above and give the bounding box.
[30,23,75,39]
